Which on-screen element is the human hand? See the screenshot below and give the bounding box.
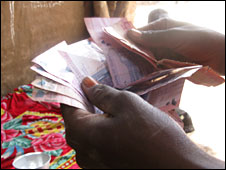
[127,18,225,75]
[61,77,224,169]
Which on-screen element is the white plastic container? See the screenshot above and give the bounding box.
[12,152,51,169]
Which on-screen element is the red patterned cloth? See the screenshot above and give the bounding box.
[1,84,80,169]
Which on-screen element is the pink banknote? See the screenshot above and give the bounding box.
[30,64,92,109]
[32,87,94,112]
[85,18,158,89]
[125,65,202,95]
[103,19,157,65]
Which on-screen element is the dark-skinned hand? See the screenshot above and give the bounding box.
[127,18,225,75]
[61,77,225,169]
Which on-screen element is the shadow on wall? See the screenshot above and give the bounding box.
[1,1,91,96]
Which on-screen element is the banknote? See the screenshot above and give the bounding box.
[85,17,158,89]
[58,50,113,87]
[31,41,87,99]
[157,59,225,87]
[32,41,76,86]
[58,49,105,79]
[57,38,114,86]
[31,75,85,102]
[31,39,113,110]
[103,19,157,65]
[145,78,186,113]
[31,87,94,112]
[66,39,105,62]
[125,65,202,95]
[30,64,89,105]
[30,64,73,89]
[84,18,125,50]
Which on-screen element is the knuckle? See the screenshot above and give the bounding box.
[159,17,169,23]
[156,17,171,30]
[152,17,168,27]
[92,85,108,98]
[118,90,131,99]
[141,31,153,43]
[91,85,120,111]
[92,85,116,102]
[116,90,135,104]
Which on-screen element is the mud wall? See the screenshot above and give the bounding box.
[1,1,91,96]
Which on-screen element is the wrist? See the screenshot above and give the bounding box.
[143,121,225,169]
[164,133,225,169]
[179,141,225,169]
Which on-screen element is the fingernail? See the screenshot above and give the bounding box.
[128,29,142,38]
[82,76,98,88]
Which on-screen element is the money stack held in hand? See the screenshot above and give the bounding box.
[30,17,225,118]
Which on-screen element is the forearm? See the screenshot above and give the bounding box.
[175,136,225,169]
[143,118,225,169]
[162,132,225,169]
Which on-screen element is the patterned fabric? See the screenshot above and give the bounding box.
[1,85,80,169]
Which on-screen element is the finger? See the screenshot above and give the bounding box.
[137,18,190,31]
[150,47,187,62]
[61,103,109,126]
[61,104,109,149]
[127,28,178,49]
[148,9,169,23]
[61,104,92,132]
[61,103,108,132]
[61,104,93,123]
[81,77,125,115]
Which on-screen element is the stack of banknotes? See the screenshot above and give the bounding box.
[30,18,225,113]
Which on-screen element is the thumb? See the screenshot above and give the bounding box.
[82,77,122,115]
[127,28,176,49]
